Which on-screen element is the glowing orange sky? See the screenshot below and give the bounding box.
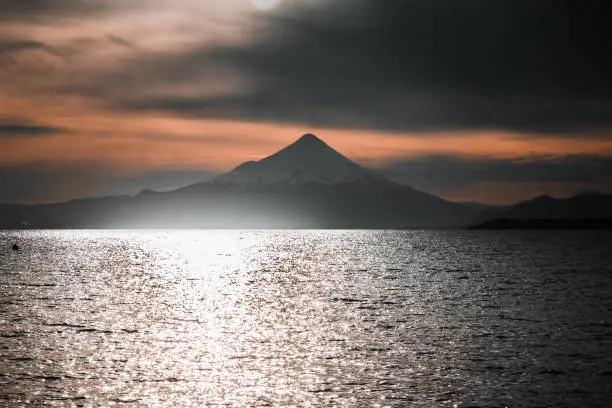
[1,0,611,204]
[2,91,612,204]
[3,95,611,171]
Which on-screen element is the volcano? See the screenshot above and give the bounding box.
[212,134,396,188]
[0,134,476,229]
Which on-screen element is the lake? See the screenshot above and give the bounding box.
[1,230,611,407]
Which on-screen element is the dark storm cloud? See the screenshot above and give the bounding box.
[0,123,64,138]
[117,0,612,134]
[0,0,108,21]
[378,154,612,192]
[106,35,135,49]
[0,40,48,54]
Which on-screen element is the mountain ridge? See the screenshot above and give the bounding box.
[0,134,476,229]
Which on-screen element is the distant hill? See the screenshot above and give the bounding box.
[471,218,612,230]
[0,134,475,229]
[477,194,612,220]
[470,193,612,229]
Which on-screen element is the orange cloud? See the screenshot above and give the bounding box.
[3,94,612,173]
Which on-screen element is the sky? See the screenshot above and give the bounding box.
[1,0,612,204]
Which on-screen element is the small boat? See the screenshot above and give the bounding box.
[12,244,19,251]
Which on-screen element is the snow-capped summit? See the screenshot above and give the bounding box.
[212,134,396,188]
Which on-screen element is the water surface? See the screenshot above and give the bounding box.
[1,230,611,407]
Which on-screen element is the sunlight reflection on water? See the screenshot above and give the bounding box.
[1,230,612,407]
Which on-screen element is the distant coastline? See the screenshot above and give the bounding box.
[470,218,612,230]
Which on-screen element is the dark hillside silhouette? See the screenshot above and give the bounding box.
[0,134,475,229]
[471,218,612,230]
[476,193,612,223]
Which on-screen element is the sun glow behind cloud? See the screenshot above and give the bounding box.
[250,0,284,11]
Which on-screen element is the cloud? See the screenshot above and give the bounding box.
[105,0,612,134]
[0,0,109,22]
[106,35,135,49]
[0,122,64,138]
[378,154,612,195]
[0,40,48,54]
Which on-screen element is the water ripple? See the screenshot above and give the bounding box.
[1,230,611,407]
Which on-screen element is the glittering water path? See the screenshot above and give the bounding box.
[1,230,611,407]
